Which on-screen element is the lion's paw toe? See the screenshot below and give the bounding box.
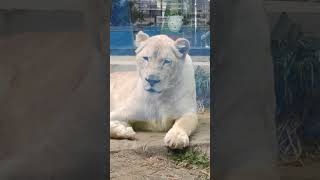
[110,121,136,140]
[124,126,136,140]
[164,128,189,149]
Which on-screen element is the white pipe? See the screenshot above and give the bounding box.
[194,0,197,30]
[161,1,166,29]
[194,0,197,44]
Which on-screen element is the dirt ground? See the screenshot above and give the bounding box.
[110,110,320,180]
[110,112,210,179]
[110,150,210,180]
[110,152,320,180]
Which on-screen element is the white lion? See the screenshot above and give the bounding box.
[110,31,198,149]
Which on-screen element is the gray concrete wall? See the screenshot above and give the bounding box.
[213,0,279,179]
[0,31,107,180]
[0,0,86,10]
[0,0,108,179]
[0,11,5,33]
[268,13,320,38]
[0,10,85,33]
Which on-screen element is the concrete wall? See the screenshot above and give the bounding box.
[0,0,86,10]
[268,12,320,38]
[0,10,85,33]
[0,0,108,179]
[0,32,107,180]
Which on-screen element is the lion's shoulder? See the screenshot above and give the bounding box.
[110,71,138,84]
[110,71,136,79]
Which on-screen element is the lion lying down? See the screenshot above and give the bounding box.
[110,31,198,149]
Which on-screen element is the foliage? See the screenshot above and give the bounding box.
[195,66,210,111]
[272,38,320,116]
[129,1,144,23]
[182,14,190,25]
[168,148,210,169]
[164,3,183,16]
[272,35,320,162]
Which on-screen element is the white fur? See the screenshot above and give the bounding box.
[110,32,198,149]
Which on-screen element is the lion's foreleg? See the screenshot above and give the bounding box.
[172,112,198,136]
[164,112,198,149]
[110,109,136,140]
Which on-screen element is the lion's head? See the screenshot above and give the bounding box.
[134,31,190,94]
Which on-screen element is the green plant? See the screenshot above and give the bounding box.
[167,148,210,169]
[195,66,210,110]
[164,4,182,16]
[183,14,190,25]
[129,1,144,23]
[273,38,320,114]
[169,9,182,16]
[272,35,320,163]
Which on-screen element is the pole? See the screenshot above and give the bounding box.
[194,0,197,45]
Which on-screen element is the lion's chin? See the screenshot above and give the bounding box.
[144,88,161,94]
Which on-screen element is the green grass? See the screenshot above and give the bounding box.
[167,148,210,169]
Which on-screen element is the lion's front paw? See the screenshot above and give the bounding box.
[164,127,189,149]
[110,121,136,140]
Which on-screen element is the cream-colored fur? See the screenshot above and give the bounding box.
[110,31,198,149]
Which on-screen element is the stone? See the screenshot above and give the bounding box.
[110,112,210,157]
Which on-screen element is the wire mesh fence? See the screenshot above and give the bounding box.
[272,37,320,164]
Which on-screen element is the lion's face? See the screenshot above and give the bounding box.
[134,31,190,94]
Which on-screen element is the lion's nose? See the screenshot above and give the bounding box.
[145,75,160,87]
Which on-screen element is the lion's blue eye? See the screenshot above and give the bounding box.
[143,57,149,61]
[163,59,172,65]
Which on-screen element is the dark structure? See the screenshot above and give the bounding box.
[213,0,279,179]
[0,0,108,179]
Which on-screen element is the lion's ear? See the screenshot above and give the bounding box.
[135,31,149,48]
[174,38,190,58]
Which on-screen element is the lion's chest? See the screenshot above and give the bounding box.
[130,119,175,132]
[139,93,181,119]
[129,96,180,132]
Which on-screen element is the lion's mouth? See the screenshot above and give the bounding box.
[145,88,161,94]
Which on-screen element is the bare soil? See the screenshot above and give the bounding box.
[110,150,210,180]
[110,112,210,179]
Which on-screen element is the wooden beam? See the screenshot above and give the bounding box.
[264,1,320,13]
